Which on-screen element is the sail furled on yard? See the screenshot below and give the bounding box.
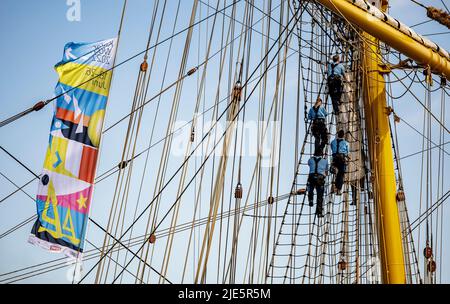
[28,38,117,258]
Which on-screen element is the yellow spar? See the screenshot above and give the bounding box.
[315,0,450,79]
[361,29,406,283]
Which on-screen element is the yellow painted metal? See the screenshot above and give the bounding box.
[315,0,450,79]
[313,0,411,284]
[362,30,406,284]
[340,0,405,284]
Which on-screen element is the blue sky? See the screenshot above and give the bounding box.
[0,0,448,283]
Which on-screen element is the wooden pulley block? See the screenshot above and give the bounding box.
[235,183,243,199]
[149,234,156,244]
[423,246,433,259]
[396,191,405,202]
[338,260,347,271]
[427,260,437,273]
[140,61,148,72]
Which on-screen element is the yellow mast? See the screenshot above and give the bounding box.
[360,0,406,283]
[313,0,450,284]
[311,0,450,283]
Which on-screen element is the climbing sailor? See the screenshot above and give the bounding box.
[307,148,329,217]
[308,97,328,154]
[330,129,349,196]
[327,54,345,114]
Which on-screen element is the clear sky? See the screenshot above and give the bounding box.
[0,0,448,284]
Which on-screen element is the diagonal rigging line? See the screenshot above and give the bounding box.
[108,8,300,284]
[200,0,300,53]
[0,172,35,202]
[101,0,293,135]
[0,177,36,204]
[0,146,39,179]
[440,0,450,13]
[0,177,36,203]
[0,47,300,209]
[83,238,145,284]
[0,215,36,240]
[0,144,173,283]
[0,185,286,282]
[0,0,241,129]
[0,145,42,205]
[404,189,450,236]
[0,1,301,206]
[400,141,450,160]
[78,7,299,284]
[410,19,433,28]
[396,111,450,157]
[87,217,172,284]
[423,32,450,37]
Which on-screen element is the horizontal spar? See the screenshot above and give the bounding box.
[315,0,450,79]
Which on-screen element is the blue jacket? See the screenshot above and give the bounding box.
[327,62,345,78]
[331,138,349,155]
[308,106,327,120]
[308,157,329,175]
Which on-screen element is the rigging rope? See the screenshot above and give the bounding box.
[0,0,242,130]
[111,6,300,284]
[1,0,446,285]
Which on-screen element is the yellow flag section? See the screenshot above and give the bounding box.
[56,62,113,97]
[29,38,117,259]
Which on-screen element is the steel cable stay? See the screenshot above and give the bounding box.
[406,190,450,236]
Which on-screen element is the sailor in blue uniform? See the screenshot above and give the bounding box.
[330,129,349,195]
[327,55,345,114]
[308,97,328,154]
[307,149,329,217]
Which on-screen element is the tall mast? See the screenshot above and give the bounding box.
[361,0,406,284]
[314,0,450,284]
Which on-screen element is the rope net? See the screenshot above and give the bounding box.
[267,0,422,284]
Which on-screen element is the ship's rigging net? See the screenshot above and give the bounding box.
[267,0,422,284]
[268,0,374,284]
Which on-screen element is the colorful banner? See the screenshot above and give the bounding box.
[29,38,117,259]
